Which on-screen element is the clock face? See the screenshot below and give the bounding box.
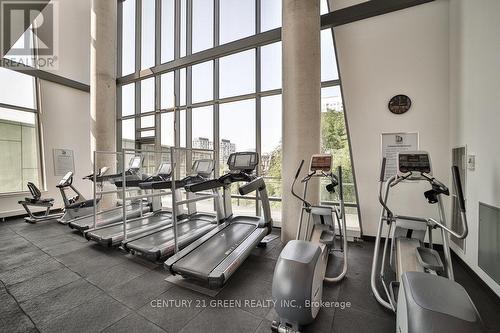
[388,95,411,114]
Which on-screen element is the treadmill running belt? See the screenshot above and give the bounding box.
[86,212,171,245]
[124,218,216,259]
[172,223,256,279]
[69,202,149,230]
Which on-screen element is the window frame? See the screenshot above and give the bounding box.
[0,75,44,196]
[115,0,360,225]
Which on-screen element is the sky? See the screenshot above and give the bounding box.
[119,0,340,155]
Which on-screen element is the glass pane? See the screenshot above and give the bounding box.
[0,68,35,109]
[122,0,136,75]
[261,0,281,32]
[192,106,213,149]
[180,0,186,57]
[179,110,186,147]
[161,0,175,63]
[220,0,255,44]
[141,0,155,69]
[231,198,257,217]
[0,109,39,193]
[320,86,355,204]
[261,42,282,91]
[122,118,135,148]
[160,112,174,147]
[219,99,255,171]
[321,29,339,81]
[141,115,155,128]
[141,78,155,113]
[261,94,282,210]
[219,50,255,98]
[179,68,186,106]
[192,0,213,53]
[121,83,135,117]
[141,130,155,137]
[161,72,174,109]
[320,0,329,14]
[192,61,213,103]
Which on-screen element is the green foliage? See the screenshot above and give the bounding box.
[261,107,357,204]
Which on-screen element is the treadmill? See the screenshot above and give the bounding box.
[68,156,150,232]
[84,162,175,247]
[164,152,273,289]
[122,159,224,261]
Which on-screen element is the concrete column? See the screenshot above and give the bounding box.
[90,0,117,207]
[281,0,321,242]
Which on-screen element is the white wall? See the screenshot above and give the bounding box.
[39,0,91,83]
[449,0,500,296]
[335,0,451,237]
[0,0,91,216]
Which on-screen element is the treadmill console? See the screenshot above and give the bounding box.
[128,156,143,171]
[310,154,332,172]
[192,159,214,178]
[227,152,259,173]
[397,151,432,176]
[157,162,172,177]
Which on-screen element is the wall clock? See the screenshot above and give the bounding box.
[388,95,411,114]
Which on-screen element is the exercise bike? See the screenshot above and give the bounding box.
[371,151,484,333]
[272,154,348,333]
[57,167,109,224]
[18,182,64,223]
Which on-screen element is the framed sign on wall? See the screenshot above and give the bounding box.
[380,132,419,181]
[53,149,75,176]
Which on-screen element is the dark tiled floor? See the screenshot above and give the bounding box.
[0,217,499,333]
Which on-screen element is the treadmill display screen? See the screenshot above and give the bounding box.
[129,156,142,170]
[398,152,431,174]
[157,163,172,176]
[193,160,214,175]
[228,152,259,171]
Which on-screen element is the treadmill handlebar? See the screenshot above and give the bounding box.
[149,175,207,190]
[186,179,222,193]
[239,177,266,196]
[186,172,255,193]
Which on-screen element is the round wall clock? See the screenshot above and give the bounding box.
[388,95,411,115]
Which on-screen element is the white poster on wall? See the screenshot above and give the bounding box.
[53,149,75,176]
[381,132,419,181]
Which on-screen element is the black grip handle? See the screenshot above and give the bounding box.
[452,166,466,212]
[185,179,222,192]
[380,158,387,182]
[295,160,305,179]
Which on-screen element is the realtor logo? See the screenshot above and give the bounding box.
[1,0,58,69]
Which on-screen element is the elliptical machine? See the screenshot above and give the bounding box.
[272,154,348,333]
[371,151,484,333]
[57,167,109,224]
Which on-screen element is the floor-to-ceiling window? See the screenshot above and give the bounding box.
[0,68,41,194]
[116,0,359,228]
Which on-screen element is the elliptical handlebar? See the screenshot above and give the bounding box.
[429,166,468,239]
[291,160,311,208]
[452,166,466,212]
